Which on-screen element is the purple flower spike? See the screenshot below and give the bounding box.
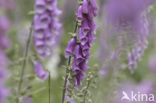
[34,61,49,82]
[34,0,62,58]
[105,0,152,72]
[65,0,98,87]
[65,37,77,58]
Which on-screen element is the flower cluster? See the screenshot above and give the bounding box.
[128,8,151,72]
[65,0,98,86]
[106,0,152,72]
[34,0,62,57]
[0,15,10,103]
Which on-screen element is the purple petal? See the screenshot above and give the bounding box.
[65,37,77,58]
[34,61,49,81]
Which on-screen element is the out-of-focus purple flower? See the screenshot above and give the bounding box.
[0,34,11,50]
[99,66,109,78]
[0,51,9,103]
[0,15,11,50]
[148,55,156,73]
[20,97,32,103]
[0,13,10,103]
[105,0,152,72]
[0,51,8,68]
[65,37,77,58]
[106,0,152,28]
[65,96,75,103]
[0,15,10,32]
[34,0,62,58]
[65,0,98,86]
[0,86,9,103]
[0,0,15,10]
[34,61,49,82]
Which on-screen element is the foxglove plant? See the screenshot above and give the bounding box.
[63,0,98,102]
[105,0,152,72]
[33,0,62,81]
[65,0,98,87]
[34,0,62,57]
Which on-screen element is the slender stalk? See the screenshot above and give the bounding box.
[62,57,71,103]
[18,23,33,93]
[83,79,92,103]
[62,21,78,103]
[48,72,51,103]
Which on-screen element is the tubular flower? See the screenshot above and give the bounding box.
[34,0,62,57]
[106,0,152,72]
[65,37,77,58]
[34,61,49,82]
[65,0,98,86]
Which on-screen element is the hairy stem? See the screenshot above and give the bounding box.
[18,23,33,93]
[83,79,92,103]
[62,57,71,103]
[62,21,78,103]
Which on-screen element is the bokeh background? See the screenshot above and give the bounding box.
[1,0,156,103]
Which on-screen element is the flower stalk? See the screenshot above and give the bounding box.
[48,72,51,103]
[18,22,33,93]
[62,21,78,103]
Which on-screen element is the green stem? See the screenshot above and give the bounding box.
[49,72,51,103]
[83,79,92,103]
[62,20,78,103]
[62,57,71,103]
[18,23,33,93]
